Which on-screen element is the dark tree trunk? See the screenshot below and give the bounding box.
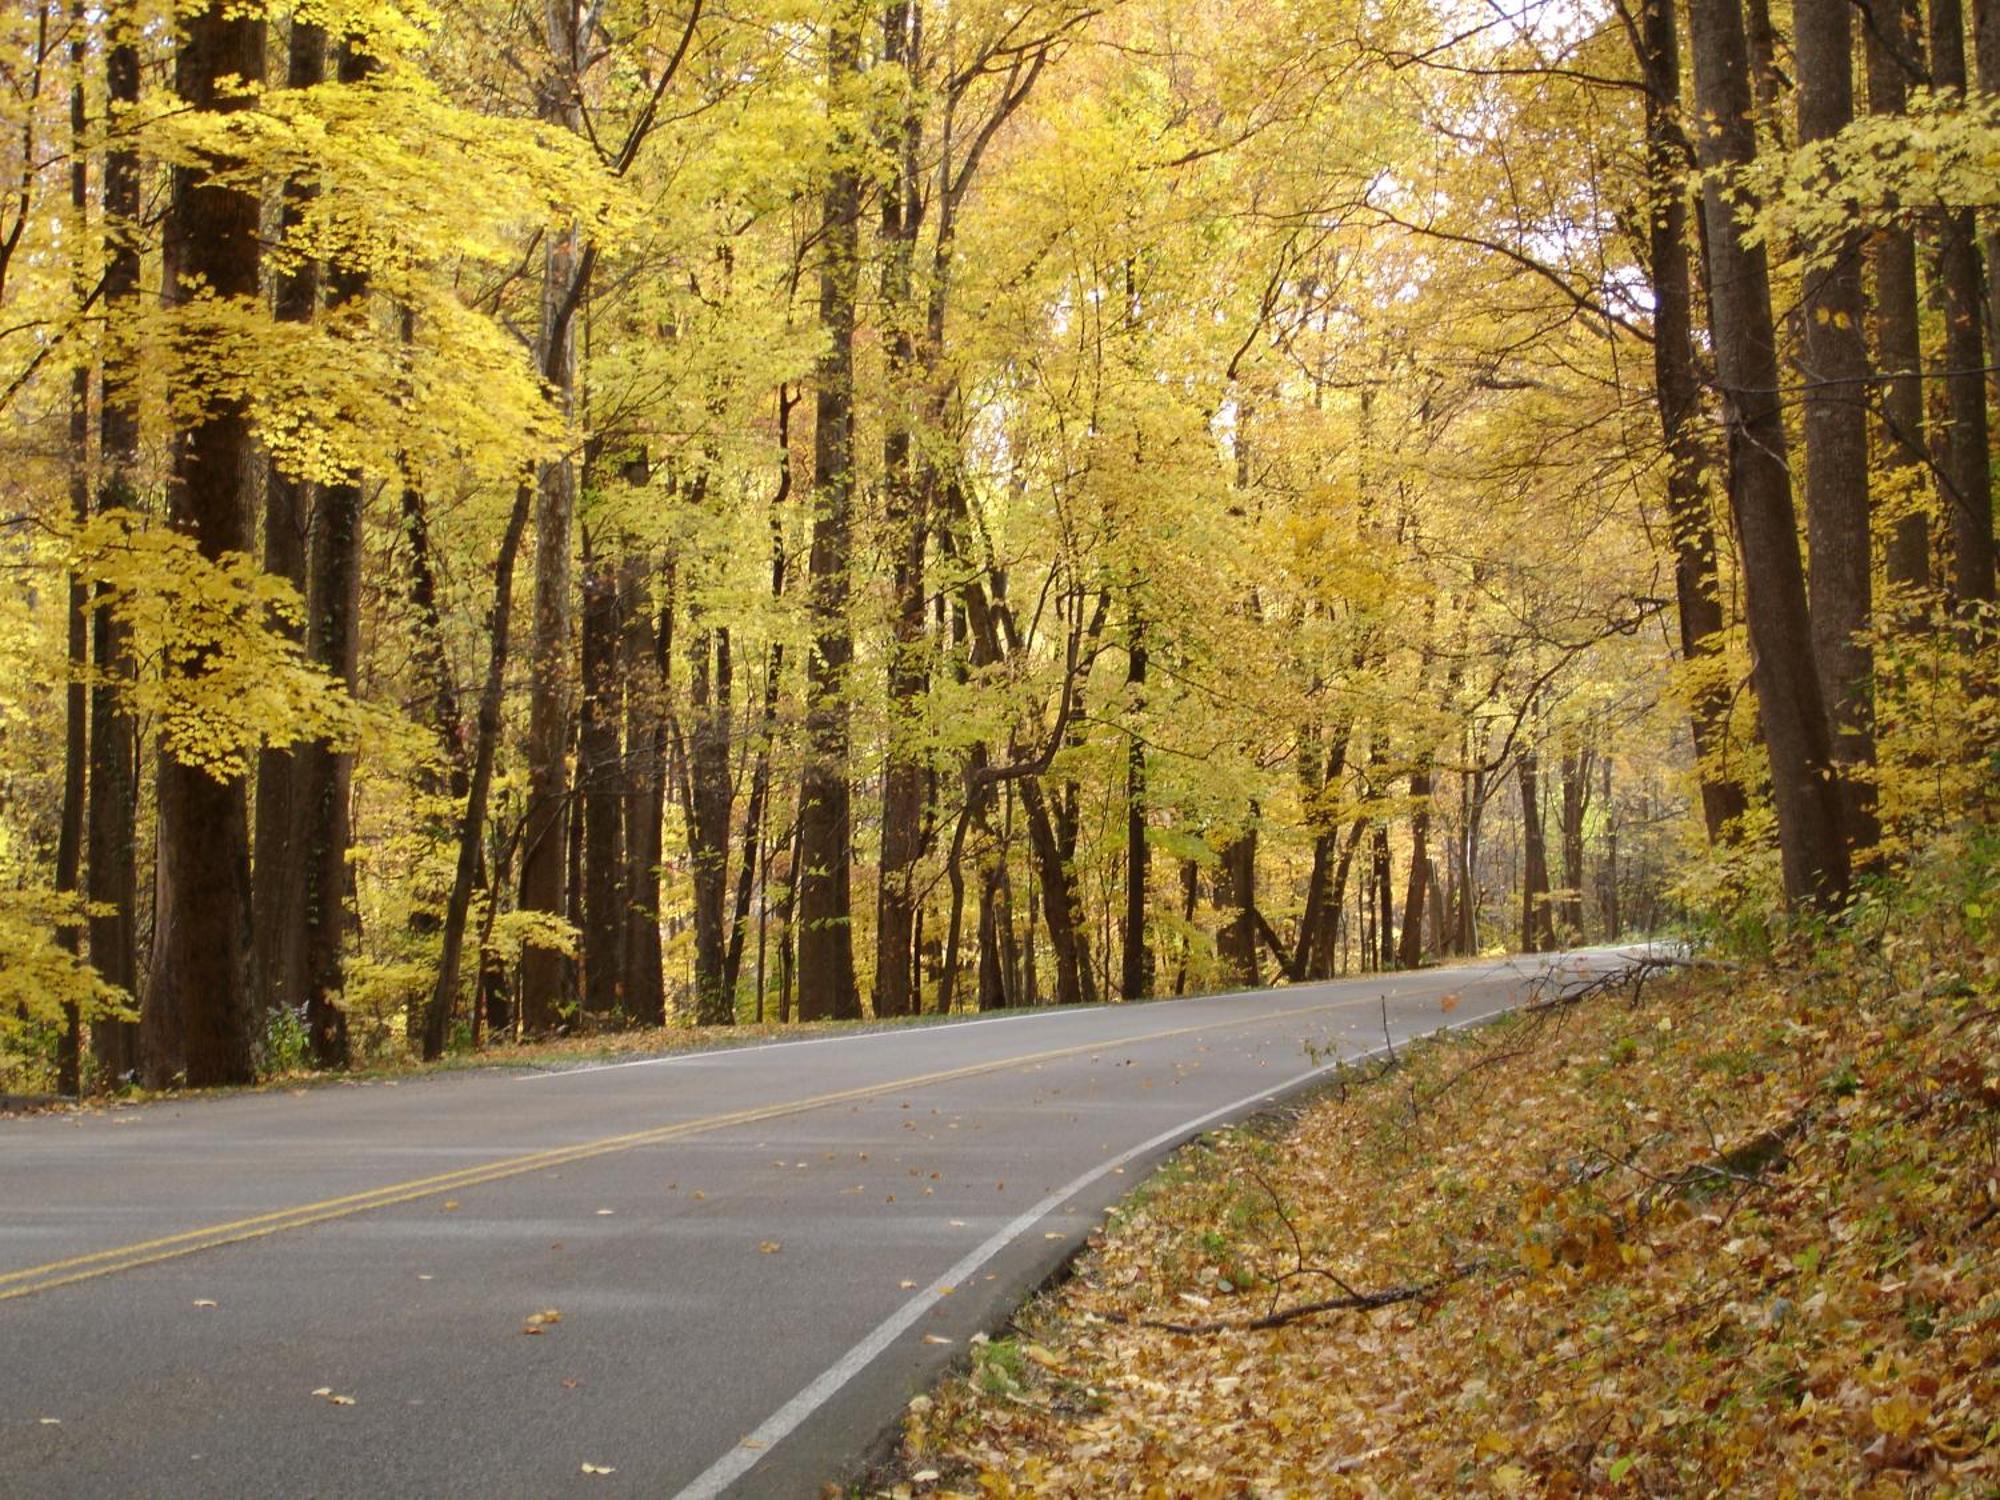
[578,539,626,1020]
[1172,857,1198,994]
[1864,0,1931,598]
[517,2,586,1035]
[1372,824,1394,970]
[685,622,734,1024]
[796,10,863,1022]
[1215,825,1259,984]
[1634,0,1750,843]
[253,15,323,1025]
[1019,775,1094,1005]
[55,25,88,1097]
[88,23,141,1081]
[725,422,794,1001]
[145,0,265,1088]
[621,551,667,1027]
[1928,0,1995,605]
[1687,0,1852,907]
[1795,0,1880,855]
[1558,749,1589,938]
[291,34,374,1070]
[1396,770,1431,970]
[1122,625,1153,999]
[874,0,926,1020]
[1518,752,1556,954]
[423,480,534,1059]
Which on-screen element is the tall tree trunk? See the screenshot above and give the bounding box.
[252,15,323,1025]
[578,536,626,1020]
[1215,822,1259,984]
[725,418,794,1000]
[1928,0,1996,605]
[517,0,586,1034]
[1518,752,1555,953]
[1019,774,1094,1004]
[1796,0,1880,854]
[1372,823,1394,970]
[1634,0,1750,843]
[422,480,534,1059]
[1122,622,1154,998]
[290,37,373,1071]
[1396,770,1431,969]
[874,0,926,1020]
[88,19,141,1081]
[1558,748,1589,938]
[1865,0,1931,597]
[55,20,88,1096]
[621,549,667,1027]
[685,620,734,1023]
[1687,0,1852,907]
[144,0,265,1088]
[796,6,863,1022]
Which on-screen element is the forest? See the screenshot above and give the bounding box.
[0,0,1993,1095]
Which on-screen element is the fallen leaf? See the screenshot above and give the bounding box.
[37,1418,59,1426]
[580,1462,616,1475]
[595,1208,615,1217]
[330,1395,356,1407]
[922,1334,953,1345]
[192,1299,217,1308]
[900,1279,919,1289]
[1440,993,1462,1013]
[441,1200,460,1212]
[759,1240,782,1254]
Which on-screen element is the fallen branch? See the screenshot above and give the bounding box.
[1124,1260,1495,1335]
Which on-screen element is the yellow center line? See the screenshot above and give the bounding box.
[0,990,1409,1304]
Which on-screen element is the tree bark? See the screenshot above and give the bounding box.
[1864,0,1931,598]
[55,19,88,1095]
[422,481,534,1059]
[621,549,667,1027]
[1122,623,1154,998]
[578,535,626,1020]
[1795,0,1880,854]
[1558,747,1589,938]
[1215,823,1259,984]
[1518,752,1556,953]
[1396,769,1432,969]
[1928,0,1995,605]
[517,0,586,1034]
[873,0,926,1020]
[1687,0,1852,906]
[289,36,374,1071]
[684,619,734,1024]
[145,0,265,1088]
[1633,0,1750,843]
[88,18,141,1081]
[252,15,323,1026]
[796,6,863,1022]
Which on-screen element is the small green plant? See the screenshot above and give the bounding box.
[974,1338,1026,1396]
[262,1005,310,1075]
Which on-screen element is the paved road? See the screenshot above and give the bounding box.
[0,949,1635,1497]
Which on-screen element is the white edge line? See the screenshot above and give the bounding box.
[668,1001,1518,1500]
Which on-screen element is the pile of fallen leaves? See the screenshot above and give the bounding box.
[894,847,2000,1496]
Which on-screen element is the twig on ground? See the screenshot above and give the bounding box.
[1127,1260,1497,1335]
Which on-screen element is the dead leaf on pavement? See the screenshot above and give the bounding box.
[759,1240,782,1254]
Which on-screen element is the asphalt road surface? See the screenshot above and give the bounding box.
[0,948,1639,1498]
